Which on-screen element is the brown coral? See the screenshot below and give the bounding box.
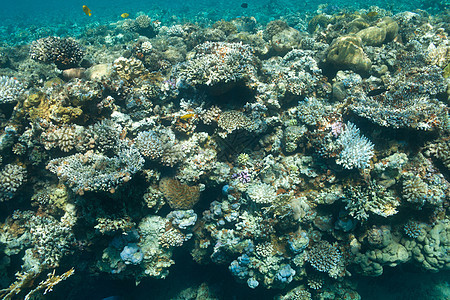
[159,177,201,209]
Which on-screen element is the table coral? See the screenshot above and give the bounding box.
[46,145,144,194]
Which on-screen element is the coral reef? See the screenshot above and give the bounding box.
[0,76,24,104]
[0,164,26,202]
[46,145,144,194]
[173,41,259,93]
[335,122,374,170]
[0,4,449,299]
[30,37,84,70]
[159,177,201,209]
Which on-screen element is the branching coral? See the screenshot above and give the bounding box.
[335,122,374,170]
[344,182,399,221]
[172,41,259,89]
[0,76,24,104]
[30,36,84,69]
[0,164,26,202]
[47,145,144,194]
[306,240,342,278]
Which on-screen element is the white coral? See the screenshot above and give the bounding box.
[0,76,23,104]
[246,182,277,204]
[336,122,374,169]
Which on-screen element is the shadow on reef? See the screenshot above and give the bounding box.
[50,250,279,300]
[356,266,450,300]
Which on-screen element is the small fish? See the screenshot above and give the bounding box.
[367,88,387,96]
[241,3,248,8]
[367,11,378,18]
[121,13,129,18]
[82,5,92,16]
[180,113,195,120]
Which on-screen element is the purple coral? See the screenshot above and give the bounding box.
[232,170,251,183]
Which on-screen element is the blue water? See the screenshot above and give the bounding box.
[0,0,435,44]
[1,0,442,49]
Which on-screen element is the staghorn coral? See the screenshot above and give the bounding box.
[2,209,76,270]
[30,36,84,70]
[0,76,24,104]
[2,5,450,297]
[335,122,374,170]
[0,268,74,300]
[0,164,26,202]
[159,177,201,209]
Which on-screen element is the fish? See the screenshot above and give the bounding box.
[241,3,248,8]
[180,113,195,120]
[367,88,387,96]
[121,13,129,18]
[82,5,92,16]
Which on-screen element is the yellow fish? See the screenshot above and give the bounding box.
[121,13,129,18]
[82,5,92,16]
[180,113,195,120]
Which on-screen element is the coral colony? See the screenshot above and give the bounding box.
[0,4,449,299]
